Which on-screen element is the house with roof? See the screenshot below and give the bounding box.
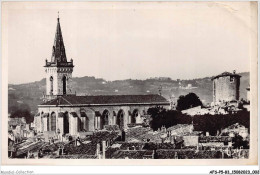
[34,16,170,136]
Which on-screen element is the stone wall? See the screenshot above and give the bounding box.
[213,76,240,104]
[183,136,199,146]
[45,67,73,96]
[36,104,168,136]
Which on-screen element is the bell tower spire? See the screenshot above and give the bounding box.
[50,11,68,64]
[44,14,74,101]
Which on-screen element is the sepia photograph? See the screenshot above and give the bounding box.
[1,1,258,169]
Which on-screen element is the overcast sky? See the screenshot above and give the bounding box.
[5,2,254,84]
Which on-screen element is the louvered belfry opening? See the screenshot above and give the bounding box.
[62,76,66,95]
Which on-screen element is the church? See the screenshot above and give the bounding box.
[34,16,170,136]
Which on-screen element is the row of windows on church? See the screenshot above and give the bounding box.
[44,110,140,132]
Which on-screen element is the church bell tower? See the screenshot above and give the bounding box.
[44,15,74,101]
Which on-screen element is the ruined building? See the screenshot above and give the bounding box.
[212,71,241,105]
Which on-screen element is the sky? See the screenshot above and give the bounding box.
[4,2,254,84]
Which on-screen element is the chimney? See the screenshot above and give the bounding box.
[170,136,174,144]
[96,143,100,158]
[121,130,126,141]
[161,138,164,143]
[27,151,30,159]
[102,140,106,159]
[174,152,178,159]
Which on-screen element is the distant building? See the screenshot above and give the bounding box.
[8,117,26,128]
[8,117,34,142]
[212,71,241,105]
[181,106,209,116]
[220,123,249,139]
[246,86,250,102]
[166,124,194,136]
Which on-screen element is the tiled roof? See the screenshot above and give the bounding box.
[111,150,153,159]
[64,143,97,156]
[40,94,169,106]
[212,71,241,80]
[142,142,176,150]
[118,142,145,150]
[199,136,232,143]
[8,118,26,126]
[16,141,45,156]
[156,149,223,159]
[88,131,119,144]
[55,154,97,159]
[166,124,191,131]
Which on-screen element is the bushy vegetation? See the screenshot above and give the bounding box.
[193,110,250,135]
[147,107,250,135]
[147,107,192,131]
[176,92,203,111]
[9,105,34,124]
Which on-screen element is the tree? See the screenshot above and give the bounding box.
[232,134,249,149]
[10,108,34,124]
[147,107,249,136]
[193,111,250,135]
[176,93,203,111]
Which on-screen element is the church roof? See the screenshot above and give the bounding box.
[39,94,169,106]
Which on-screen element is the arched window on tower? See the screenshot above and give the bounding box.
[50,76,53,95]
[62,76,66,95]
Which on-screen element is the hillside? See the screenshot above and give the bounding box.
[8,72,249,114]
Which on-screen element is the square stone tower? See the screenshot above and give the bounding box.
[44,16,74,101]
[212,71,241,105]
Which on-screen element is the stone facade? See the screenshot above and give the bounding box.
[43,16,74,101]
[212,71,241,104]
[45,66,73,96]
[35,104,168,135]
